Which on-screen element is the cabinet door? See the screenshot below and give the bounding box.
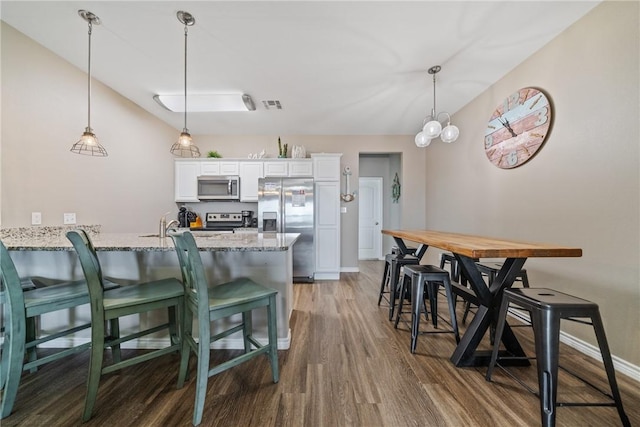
[288,160,313,177]
[175,161,200,202]
[264,161,288,177]
[314,181,340,279]
[239,162,264,202]
[201,161,220,175]
[312,155,341,181]
[220,161,239,175]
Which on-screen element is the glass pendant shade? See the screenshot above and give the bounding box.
[422,120,442,138]
[415,65,459,147]
[441,124,460,143]
[414,132,432,147]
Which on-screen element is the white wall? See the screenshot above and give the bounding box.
[420,2,639,366]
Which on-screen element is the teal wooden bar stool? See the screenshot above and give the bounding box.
[1,240,98,419]
[66,230,185,422]
[170,231,279,426]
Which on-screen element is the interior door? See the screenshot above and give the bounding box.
[358,177,383,260]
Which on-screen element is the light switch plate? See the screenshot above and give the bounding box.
[340,207,347,213]
[31,212,42,225]
[63,213,76,225]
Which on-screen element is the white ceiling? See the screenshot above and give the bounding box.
[1,1,599,136]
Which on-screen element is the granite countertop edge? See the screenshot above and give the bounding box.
[2,228,299,252]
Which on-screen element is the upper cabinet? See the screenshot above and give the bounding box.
[264,161,288,177]
[311,153,340,181]
[264,159,313,177]
[174,161,200,202]
[239,162,264,202]
[175,158,320,202]
[289,160,313,177]
[201,161,239,176]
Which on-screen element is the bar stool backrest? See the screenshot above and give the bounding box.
[170,231,210,320]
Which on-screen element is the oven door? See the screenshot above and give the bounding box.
[197,176,240,200]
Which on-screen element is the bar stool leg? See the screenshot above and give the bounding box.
[410,271,425,354]
[533,309,561,427]
[591,312,631,427]
[388,260,399,321]
[394,273,409,329]
[378,259,390,306]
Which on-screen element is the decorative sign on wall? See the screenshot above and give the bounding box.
[484,87,553,169]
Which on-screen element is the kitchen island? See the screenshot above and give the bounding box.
[3,228,299,350]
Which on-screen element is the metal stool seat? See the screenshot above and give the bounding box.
[486,288,630,427]
[378,253,420,320]
[394,265,460,353]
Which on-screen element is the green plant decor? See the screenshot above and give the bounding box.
[277,137,288,158]
[207,150,222,158]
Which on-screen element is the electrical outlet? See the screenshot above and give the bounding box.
[341,207,347,213]
[31,212,42,225]
[63,213,76,225]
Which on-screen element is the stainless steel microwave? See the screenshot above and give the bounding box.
[197,176,240,200]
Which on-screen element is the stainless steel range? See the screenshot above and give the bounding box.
[199,212,244,231]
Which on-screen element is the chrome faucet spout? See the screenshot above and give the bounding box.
[165,219,179,234]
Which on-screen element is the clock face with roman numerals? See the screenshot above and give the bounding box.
[484,88,552,169]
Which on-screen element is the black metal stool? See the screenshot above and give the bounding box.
[439,252,461,282]
[378,253,420,320]
[486,288,630,427]
[394,265,460,353]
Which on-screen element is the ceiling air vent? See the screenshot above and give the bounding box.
[262,100,282,110]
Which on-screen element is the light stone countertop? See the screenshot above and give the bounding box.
[2,228,299,252]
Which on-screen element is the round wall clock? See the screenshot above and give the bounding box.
[484,87,552,169]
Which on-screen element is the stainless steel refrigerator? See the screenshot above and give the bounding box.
[258,177,314,282]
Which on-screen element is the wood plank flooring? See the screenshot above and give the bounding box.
[2,260,638,426]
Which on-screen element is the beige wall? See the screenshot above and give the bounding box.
[1,22,178,233]
[2,1,638,367]
[421,2,639,366]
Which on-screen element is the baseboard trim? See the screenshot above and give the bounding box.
[314,272,340,280]
[340,267,359,273]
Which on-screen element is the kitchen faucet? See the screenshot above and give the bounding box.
[159,213,180,238]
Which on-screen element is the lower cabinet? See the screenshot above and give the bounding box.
[314,181,340,280]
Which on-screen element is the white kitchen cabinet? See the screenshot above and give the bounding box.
[200,162,220,175]
[219,161,239,175]
[288,160,313,177]
[314,180,341,280]
[174,161,200,202]
[200,160,239,176]
[264,161,288,177]
[239,161,264,202]
[311,153,341,181]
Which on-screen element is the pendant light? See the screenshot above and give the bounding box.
[170,11,201,157]
[71,10,107,157]
[415,65,460,148]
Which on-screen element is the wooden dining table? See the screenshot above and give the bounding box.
[382,229,582,367]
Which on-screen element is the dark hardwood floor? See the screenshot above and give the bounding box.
[2,260,638,426]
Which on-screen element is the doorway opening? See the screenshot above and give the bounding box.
[358,153,402,260]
